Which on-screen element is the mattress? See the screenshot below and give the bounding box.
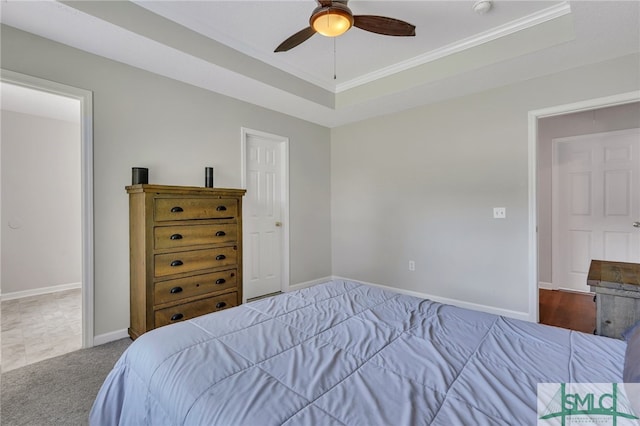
[90,280,626,425]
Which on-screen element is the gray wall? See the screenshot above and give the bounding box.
[0,25,332,337]
[331,53,640,316]
[2,23,639,335]
[537,102,640,286]
[1,110,82,294]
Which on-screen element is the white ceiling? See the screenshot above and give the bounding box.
[1,1,638,127]
[134,0,564,90]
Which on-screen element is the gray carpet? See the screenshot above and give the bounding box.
[1,338,131,426]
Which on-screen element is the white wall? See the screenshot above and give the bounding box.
[0,25,332,337]
[537,102,640,286]
[1,110,82,295]
[331,53,640,317]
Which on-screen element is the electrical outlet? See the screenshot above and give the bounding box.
[409,260,415,271]
[493,207,506,219]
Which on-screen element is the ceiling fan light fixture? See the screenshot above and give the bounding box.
[310,6,354,37]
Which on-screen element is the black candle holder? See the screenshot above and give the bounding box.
[205,167,214,188]
[132,167,148,185]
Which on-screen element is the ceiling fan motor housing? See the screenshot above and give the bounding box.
[310,3,354,37]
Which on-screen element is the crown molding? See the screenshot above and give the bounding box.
[336,1,571,93]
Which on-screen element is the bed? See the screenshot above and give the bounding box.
[90,279,636,425]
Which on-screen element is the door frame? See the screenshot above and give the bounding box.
[1,69,94,348]
[527,90,640,322]
[240,127,290,300]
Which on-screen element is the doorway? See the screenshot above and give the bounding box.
[530,94,640,324]
[0,70,94,370]
[551,128,639,292]
[241,128,289,301]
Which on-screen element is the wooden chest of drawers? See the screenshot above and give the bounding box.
[126,184,246,339]
[588,260,640,339]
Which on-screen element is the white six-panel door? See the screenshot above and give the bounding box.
[242,129,288,300]
[552,129,640,292]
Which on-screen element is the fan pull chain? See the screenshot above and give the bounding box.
[333,37,337,80]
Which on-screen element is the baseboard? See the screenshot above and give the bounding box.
[0,282,82,301]
[557,287,593,295]
[92,276,532,346]
[332,276,531,322]
[538,281,555,290]
[539,282,593,294]
[285,276,334,292]
[246,291,282,302]
[93,329,130,346]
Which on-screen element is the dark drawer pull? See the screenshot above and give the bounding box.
[216,302,227,309]
[215,255,226,261]
[215,278,226,285]
[170,313,184,321]
[170,234,183,240]
[170,286,183,294]
[170,206,184,213]
[216,206,227,211]
[170,260,183,267]
[215,231,226,237]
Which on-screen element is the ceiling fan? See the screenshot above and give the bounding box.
[274,0,416,52]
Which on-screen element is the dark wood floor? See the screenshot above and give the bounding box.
[539,289,596,334]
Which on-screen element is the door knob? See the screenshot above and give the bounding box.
[275,221,282,227]
[634,221,640,228]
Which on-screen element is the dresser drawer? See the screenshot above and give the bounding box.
[155,246,238,277]
[154,292,237,327]
[154,269,237,305]
[154,198,237,222]
[155,224,237,250]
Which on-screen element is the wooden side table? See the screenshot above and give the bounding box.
[588,260,640,339]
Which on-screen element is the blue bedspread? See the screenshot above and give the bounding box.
[90,280,625,425]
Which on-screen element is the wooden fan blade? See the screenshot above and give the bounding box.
[274,26,317,52]
[353,15,416,36]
